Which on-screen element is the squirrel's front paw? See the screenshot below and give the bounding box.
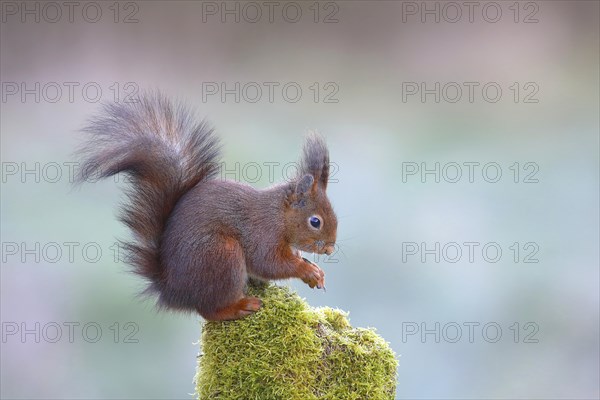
[300,257,325,290]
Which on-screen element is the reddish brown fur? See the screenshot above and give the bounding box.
[76,92,337,320]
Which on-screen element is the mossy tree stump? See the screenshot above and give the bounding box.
[195,283,398,399]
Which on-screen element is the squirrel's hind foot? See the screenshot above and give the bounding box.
[202,297,262,321]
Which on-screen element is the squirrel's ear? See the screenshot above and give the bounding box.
[319,161,329,191]
[295,174,314,197]
[288,174,314,208]
[301,132,330,191]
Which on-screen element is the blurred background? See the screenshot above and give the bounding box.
[1,1,598,399]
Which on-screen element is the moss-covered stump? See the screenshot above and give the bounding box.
[195,283,398,399]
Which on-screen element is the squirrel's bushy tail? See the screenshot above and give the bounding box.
[75,92,220,292]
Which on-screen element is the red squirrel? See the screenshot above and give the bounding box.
[76,92,337,321]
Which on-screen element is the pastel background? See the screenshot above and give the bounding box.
[1,1,598,399]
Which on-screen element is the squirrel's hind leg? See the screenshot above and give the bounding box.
[196,236,262,321]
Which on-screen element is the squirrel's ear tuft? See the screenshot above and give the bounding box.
[300,131,330,191]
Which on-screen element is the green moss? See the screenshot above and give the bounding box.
[195,284,398,400]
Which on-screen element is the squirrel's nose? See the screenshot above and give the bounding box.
[324,245,335,255]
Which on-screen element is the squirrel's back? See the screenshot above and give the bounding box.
[75,92,220,295]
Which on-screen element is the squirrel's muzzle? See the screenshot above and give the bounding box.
[324,245,335,255]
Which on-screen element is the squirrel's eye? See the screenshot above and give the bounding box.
[309,216,321,229]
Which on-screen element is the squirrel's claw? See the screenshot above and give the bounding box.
[300,257,325,290]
